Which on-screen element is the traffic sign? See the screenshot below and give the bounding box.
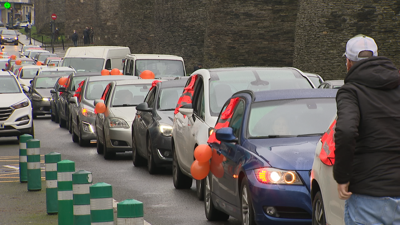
[51,13,57,20]
[4,2,10,9]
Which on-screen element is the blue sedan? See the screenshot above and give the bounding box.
[205,89,337,225]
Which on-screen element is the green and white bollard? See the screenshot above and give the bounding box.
[90,182,114,224]
[26,139,41,191]
[117,199,144,225]
[19,134,33,183]
[57,160,75,225]
[73,170,93,225]
[45,152,61,214]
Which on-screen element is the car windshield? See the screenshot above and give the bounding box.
[40,71,74,76]
[48,60,60,66]
[248,98,336,138]
[2,30,15,35]
[20,68,39,79]
[34,77,60,89]
[209,69,313,116]
[308,77,322,87]
[38,54,55,62]
[0,76,20,93]
[158,87,182,110]
[69,76,89,91]
[30,51,47,59]
[21,60,34,65]
[112,84,150,107]
[135,60,185,78]
[85,81,111,100]
[62,58,105,73]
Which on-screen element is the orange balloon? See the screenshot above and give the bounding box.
[36,61,42,65]
[211,161,224,178]
[101,69,110,76]
[15,60,22,65]
[194,144,212,163]
[190,160,210,180]
[211,148,224,165]
[10,55,16,60]
[58,77,68,85]
[119,71,123,75]
[139,70,155,79]
[95,102,106,114]
[110,68,120,75]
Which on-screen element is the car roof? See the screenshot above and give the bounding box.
[205,66,301,73]
[115,79,160,85]
[234,89,338,103]
[126,54,183,60]
[159,78,187,89]
[87,75,138,82]
[46,57,62,60]
[39,66,75,72]
[21,65,45,69]
[16,57,34,61]
[0,71,14,76]
[33,74,65,79]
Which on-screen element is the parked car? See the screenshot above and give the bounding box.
[204,89,337,224]
[0,70,34,138]
[310,117,345,225]
[27,49,50,61]
[25,74,64,118]
[19,21,30,28]
[36,66,76,77]
[318,80,344,89]
[17,65,45,88]
[70,75,137,147]
[95,79,156,159]
[56,72,99,130]
[9,58,35,76]
[50,77,65,123]
[21,47,44,58]
[0,29,19,45]
[132,78,188,174]
[20,45,41,58]
[44,57,63,66]
[34,52,57,65]
[304,72,324,87]
[172,67,315,200]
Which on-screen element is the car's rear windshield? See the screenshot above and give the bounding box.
[135,60,185,78]
[157,87,183,111]
[0,76,20,93]
[62,58,105,73]
[34,77,60,89]
[208,69,313,116]
[20,68,39,79]
[248,98,336,138]
[111,84,151,107]
[40,71,74,76]
[85,81,111,100]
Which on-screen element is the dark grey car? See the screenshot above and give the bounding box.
[0,30,18,45]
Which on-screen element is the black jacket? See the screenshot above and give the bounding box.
[71,33,78,42]
[333,56,400,197]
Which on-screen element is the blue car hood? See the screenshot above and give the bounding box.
[247,137,320,171]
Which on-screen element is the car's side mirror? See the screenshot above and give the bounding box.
[179,104,193,115]
[58,86,66,92]
[22,85,29,93]
[50,90,56,94]
[94,99,104,107]
[69,97,78,104]
[215,127,238,143]
[136,102,152,112]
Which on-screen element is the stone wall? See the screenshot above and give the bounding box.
[33,0,66,35]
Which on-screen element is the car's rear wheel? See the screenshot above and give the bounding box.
[103,131,115,159]
[147,137,158,174]
[241,179,256,225]
[205,175,229,221]
[312,191,326,225]
[196,179,205,201]
[68,116,73,134]
[132,132,145,166]
[172,145,192,189]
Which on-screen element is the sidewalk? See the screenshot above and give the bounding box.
[17,31,66,58]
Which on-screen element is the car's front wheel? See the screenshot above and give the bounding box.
[132,131,145,166]
[103,131,115,159]
[147,137,158,174]
[204,175,229,221]
[241,179,256,225]
[312,191,327,225]
[172,144,192,189]
[96,133,103,154]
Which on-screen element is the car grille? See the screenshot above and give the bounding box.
[273,206,311,219]
[0,107,13,121]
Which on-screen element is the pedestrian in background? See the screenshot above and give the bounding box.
[54,27,60,42]
[193,63,203,72]
[71,30,78,47]
[334,34,400,224]
[89,27,94,44]
[83,27,90,45]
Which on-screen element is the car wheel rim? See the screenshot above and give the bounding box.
[314,198,324,225]
[242,185,250,225]
[205,177,211,213]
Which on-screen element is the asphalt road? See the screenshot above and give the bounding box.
[0,44,242,225]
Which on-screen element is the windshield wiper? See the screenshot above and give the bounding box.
[113,104,136,107]
[158,108,175,111]
[296,133,323,137]
[249,135,296,139]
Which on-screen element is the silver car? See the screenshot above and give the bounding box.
[95,79,157,159]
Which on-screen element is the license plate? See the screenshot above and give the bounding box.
[0,123,4,129]
[6,40,12,42]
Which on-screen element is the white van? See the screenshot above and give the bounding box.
[62,46,131,73]
[123,54,186,78]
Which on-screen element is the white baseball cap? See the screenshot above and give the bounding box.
[344,34,378,61]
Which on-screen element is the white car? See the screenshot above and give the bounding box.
[310,117,345,225]
[36,66,76,77]
[172,67,315,200]
[0,71,34,138]
[17,65,45,88]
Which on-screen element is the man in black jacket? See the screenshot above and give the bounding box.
[334,34,400,224]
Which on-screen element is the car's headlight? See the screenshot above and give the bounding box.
[159,124,173,136]
[32,94,42,101]
[82,107,95,117]
[11,100,29,109]
[1,36,4,39]
[254,168,303,185]
[42,97,51,101]
[14,37,17,40]
[109,118,129,128]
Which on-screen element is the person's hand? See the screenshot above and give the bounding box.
[337,182,352,200]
